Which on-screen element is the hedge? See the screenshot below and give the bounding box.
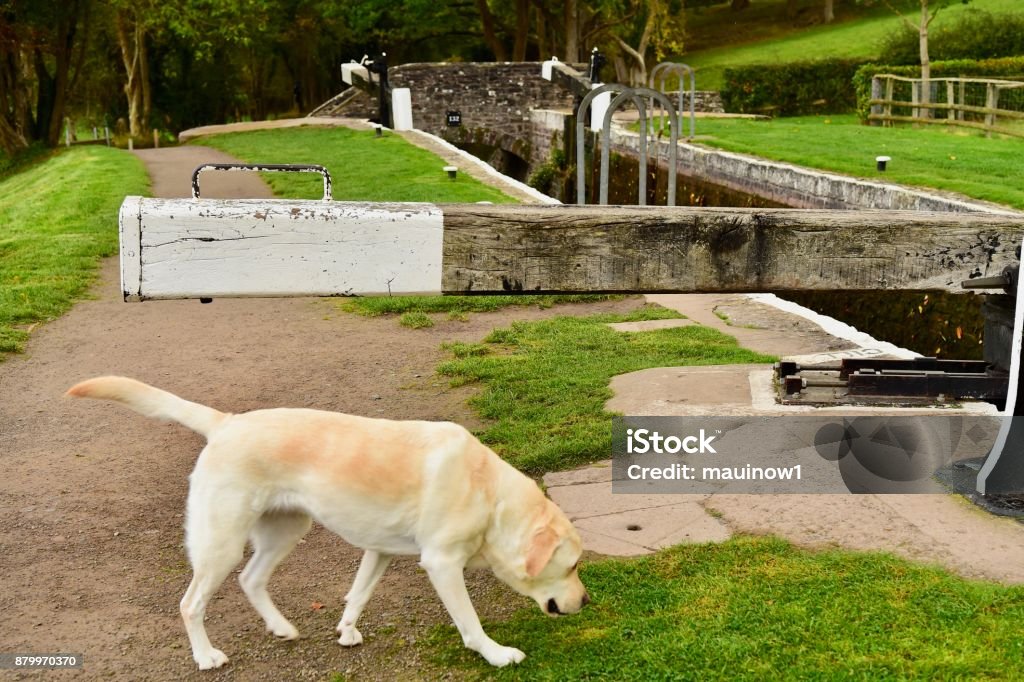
[853,56,1024,121]
[721,59,871,117]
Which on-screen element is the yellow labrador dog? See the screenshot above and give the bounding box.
[67,376,588,670]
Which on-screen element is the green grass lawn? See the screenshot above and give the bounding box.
[692,114,1024,209]
[683,0,1021,91]
[0,147,149,354]
[425,536,1024,680]
[196,126,516,204]
[437,304,774,474]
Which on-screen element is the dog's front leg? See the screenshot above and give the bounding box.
[420,551,525,667]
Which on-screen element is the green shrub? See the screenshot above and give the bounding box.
[880,10,1024,66]
[853,56,1024,121]
[721,59,870,116]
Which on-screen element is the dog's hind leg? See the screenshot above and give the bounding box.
[180,486,258,670]
[239,510,312,640]
[336,550,392,646]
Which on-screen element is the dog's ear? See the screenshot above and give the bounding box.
[525,525,560,577]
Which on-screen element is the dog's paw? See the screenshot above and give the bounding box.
[338,628,363,647]
[268,621,300,640]
[194,648,229,670]
[481,645,526,667]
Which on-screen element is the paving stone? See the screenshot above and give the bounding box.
[543,461,612,488]
[607,364,759,415]
[547,481,703,520]
[574,503,730,553]
[576,527,654,556]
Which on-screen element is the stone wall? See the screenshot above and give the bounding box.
[319,62,578,165]
[607,127,1016,214]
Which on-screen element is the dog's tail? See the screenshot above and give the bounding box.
[66,376,228,438]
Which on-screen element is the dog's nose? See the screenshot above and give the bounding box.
[582,591,591,606]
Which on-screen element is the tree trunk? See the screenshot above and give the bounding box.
[919,0,931,119]
[475,0,507,61]
[140,26,152,127]
[512,0,530,61]
[0,44,30,154]
[116,11,145,138]
[731,0,750,10]
[824,0,835,23]
[564,0,579,62]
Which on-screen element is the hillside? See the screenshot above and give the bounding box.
[683,0,1022,90]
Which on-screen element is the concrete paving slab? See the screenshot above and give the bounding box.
[575,502,731,552]
[544,461,612,487]
[606,319,696,332]
[547,481,699,520]
[607,364,763,415]
[576,527,653,556]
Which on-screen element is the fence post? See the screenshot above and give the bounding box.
[946,80,955,121]
[870,77,883,125]
[985,83,999,137]
[911,81,920,121]
[958,78,966,121]
[883,78,894,127]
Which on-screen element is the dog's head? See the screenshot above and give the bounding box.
[494,499,590,616]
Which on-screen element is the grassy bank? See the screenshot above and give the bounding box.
[683,0,1021,91]
[693,114,1024,209]
[425,536,1024,680]
[437,305,774,474]
[0,147,149,354]
[197,126,515,204]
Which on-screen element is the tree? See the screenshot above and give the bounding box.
[861,1,969,117]
[599,0,684,86]
[110,0,156,139]
[824,0,835,22]
[0,0,93,153]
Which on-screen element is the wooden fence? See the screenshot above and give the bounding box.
[869,74,1024,138]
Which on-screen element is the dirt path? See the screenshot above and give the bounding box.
[0,145,641,680]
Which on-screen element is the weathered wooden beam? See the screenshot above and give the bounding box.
[119,198,1024,300]
[440,205,1024,294]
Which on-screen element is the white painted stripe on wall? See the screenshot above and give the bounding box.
[129,197,443,299]
[405,129,562,205]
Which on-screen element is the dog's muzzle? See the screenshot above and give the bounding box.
[547,592,590,615]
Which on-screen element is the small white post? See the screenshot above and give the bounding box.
[392,88,414,131]
[541,57,560,81]
[589,90,612,130]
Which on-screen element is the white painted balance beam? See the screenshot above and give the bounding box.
[119,196,444,300]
